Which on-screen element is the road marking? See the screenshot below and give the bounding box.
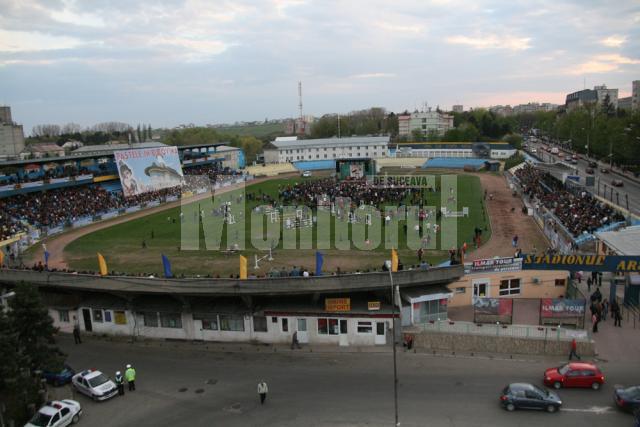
[562,406,612,414]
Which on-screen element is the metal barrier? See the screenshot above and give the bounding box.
[413,320,590,342]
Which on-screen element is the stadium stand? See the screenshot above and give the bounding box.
[245,163,296,177]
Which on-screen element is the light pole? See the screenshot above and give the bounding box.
[387,265,400,427]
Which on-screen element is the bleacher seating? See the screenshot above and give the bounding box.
[246,163,296,176]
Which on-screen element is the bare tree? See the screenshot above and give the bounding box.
[61,123,82,134]
[31,124,61,138]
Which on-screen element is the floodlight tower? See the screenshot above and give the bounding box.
[297,81,305,135]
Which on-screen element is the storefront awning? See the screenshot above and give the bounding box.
[401,286,453,304]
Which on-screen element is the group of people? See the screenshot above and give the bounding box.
[515,164,624,237]
[589,286,622,332]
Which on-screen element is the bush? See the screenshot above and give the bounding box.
[504,154,525,170]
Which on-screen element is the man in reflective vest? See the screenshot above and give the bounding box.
[115,371,125,396]
[125,364,136,391]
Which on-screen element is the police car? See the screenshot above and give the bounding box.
[25,400,82,427]
[71,369,117,401]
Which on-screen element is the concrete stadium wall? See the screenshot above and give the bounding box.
[408,330,595,356]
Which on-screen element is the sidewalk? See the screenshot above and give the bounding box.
[575,273,640,363]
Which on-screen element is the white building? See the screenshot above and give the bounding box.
[263,136,389,163]
[452,105,464,113]
[632,80,640,111]
[594,85,618,109]
[397,109,454,138]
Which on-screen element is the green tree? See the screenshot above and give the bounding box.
[230,136,263,164]
[136,124,142,142]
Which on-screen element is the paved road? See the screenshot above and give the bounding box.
[526,140,640,215]
[49,337,636,427]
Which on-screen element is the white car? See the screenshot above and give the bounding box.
[25,400,82,427]
[302,170,312,177]
[71,369,117,401]
[530,148,537,153]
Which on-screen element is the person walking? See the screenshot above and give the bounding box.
[73,322,82,345]
[290,331,301,350]
[592,312,599,333]
[115,371,125,396]
[568,338,580,360]
[257,380,268,405]
[587,277,592,293]
[612,300,622,327]
[125,364,136,391]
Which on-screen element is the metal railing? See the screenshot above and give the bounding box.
[411,320,590,342]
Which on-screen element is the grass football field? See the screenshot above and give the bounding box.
[64,174,491,276]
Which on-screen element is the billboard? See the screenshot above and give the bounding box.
[325,298,351,312]
[467,257,521,274]
[114,146,184,197]
[473,298,513,315]
[522,254,640,273]
[540,299,585,318]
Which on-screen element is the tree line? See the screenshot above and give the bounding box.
[29,122,153,146]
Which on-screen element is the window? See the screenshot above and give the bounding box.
[328,318,339,335]
[143,312,158,327]
[282,318,288,332]
[51,413,60,425]
[357,321,373,333]
[219,314,244,331]
[61,408,70,416]
[272,316,278,323]
[202,317,219,330]
[58,310,69,323]
[160,312,182,328]
[253,316,267,332]
[104,310,112,322]
[555,279,566,287]
[92,309,103,323]
[455,287,466,294]
[318,318,328,334]
[499,279,521,296]
[114,311,127,325]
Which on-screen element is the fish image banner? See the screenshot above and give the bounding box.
[114,146,184,197]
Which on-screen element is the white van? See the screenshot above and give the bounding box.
[550,147,559,154]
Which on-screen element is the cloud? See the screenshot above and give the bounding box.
[446,34,531,51]
[0,29,83,52]
[350,73,396,79]
[600,35,626,47]
[568,54,640,75]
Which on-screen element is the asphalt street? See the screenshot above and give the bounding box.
[526,140,640,215]
[48,336,637,427]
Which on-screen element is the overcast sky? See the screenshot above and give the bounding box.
[1,0,639,132]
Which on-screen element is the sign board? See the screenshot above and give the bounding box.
[540,299,585,318]
[368,301,381,311]
[523,254,640,273]
[473,297,513,315]
[467,257,521,274]
[114,146,184,197]
[325,298,351,312]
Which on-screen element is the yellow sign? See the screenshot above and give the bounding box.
[325,298,351,312]
[368,301,381,311]
[114,311,127,325]
[93,174,119,183]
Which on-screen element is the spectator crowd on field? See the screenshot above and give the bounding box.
[515,164,624,237]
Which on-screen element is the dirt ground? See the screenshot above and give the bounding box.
[26,171,548,271]
[466,173,548,261]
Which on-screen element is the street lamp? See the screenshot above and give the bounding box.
[386,260,400,427]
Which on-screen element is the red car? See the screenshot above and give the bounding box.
[544,362,605,390]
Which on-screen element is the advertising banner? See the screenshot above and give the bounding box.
[540,299,585,318]
[467,257,521,274]
[473,297,513,315]
[325,298,351,312]
[114,146,184,197]
[523,254,640,273]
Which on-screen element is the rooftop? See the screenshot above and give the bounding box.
[596,225,640,255]
[270,136,390,149]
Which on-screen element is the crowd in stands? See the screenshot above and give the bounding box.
[0,165,113,185]
[515,164,624,236]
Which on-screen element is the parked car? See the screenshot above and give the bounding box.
[302,170,312,177]
[500,383,562,413]
[588,161,598,168]
[569,158,578,165]
[25,400,82,427]
[572,154,580,160]
[600,168,610,174]
[71,369,118,401]
[543,362,605,390]
[43,364,75,387]
[586,168,595,174]
[614,385,640,412]
[530,148,537,153]
[612,179,624,187]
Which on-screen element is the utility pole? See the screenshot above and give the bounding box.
[388,267,400,426]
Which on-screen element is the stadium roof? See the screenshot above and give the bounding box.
[72,141,166,155]
[595,226,640,255]
[269,136,389,149]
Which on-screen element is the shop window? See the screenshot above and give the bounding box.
[328,319,339,335]
[92,309,103,323]
[114,311,127,325]
[499,279,521,296]
[357,321,373,334]
[253,316,267,332]
[202,317,219,330]
[58,310,69,323]
[317,318,338,335]
[281,318,288,332]
[318,318,328,334]
[143,312,158,327]
[455,287,466,294]
[272,316,278,323]
[220,314,244,332]
[555,279,566,287]
[160,312,182,328]
[104,311,112,322]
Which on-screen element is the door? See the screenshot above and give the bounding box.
[296,318,308,343]
[375,321,386,345]
[524,390,544,409]
[564,369,581,387]
[82,308,92,332]
[338,319,348,347]
[59,407,71,426]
